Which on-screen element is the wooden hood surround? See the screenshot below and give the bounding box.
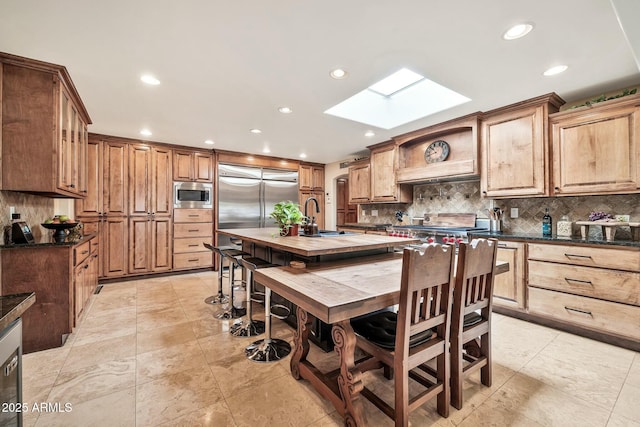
[393,113,481,184]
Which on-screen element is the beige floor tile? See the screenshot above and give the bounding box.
[481,372,610,426]
[612,382,640,422]
[304,411,343,427]
[625,353,640,388]
[34,387,135,427]
[136,304,188,331]
[607,413,640,427]
[47,357,136,405]
[136,339,208,385]
[456,400,545,427]
[225,374,333,427]
[136,321,197,354]
[21,372,59,420]
[156,400,237,427]
[491,316,560,371]
[62,333,136,372]
[23,346,70,379]
[188,316,235,339]
[72,312,137,346]
[178,299,225,321]
[136,365,225,426]
[85,292,136,320]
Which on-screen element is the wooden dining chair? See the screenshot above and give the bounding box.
[351,244,456,426]
[450,238,499,410]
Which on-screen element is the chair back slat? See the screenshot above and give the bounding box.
[454,238,499,314]
[396,244,456,357]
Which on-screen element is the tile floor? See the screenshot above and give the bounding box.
[21,271,640,426]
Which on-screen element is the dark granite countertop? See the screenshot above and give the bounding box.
[339,223,392,230]
[470,231,640,248]
[0,292,35,332]
[0,233,96,249]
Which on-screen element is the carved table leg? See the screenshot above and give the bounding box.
[333,320,367,427]
[291,306,312,380]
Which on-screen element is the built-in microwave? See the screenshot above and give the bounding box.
[173,182,213,209]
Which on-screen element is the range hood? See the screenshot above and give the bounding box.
[393,113,480,184]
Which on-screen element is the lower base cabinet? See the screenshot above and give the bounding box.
[173,209,213,270]
[493,241,525,310]
[0,235,99,353]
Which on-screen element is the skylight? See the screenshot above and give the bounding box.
[325,68,470,130]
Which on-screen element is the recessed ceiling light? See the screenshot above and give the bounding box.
[299,153,307,159]
[330,68,348,79]
[262,147,271,153]
[140,128,152,136]
[250,128,262,134]
[140,74,160,85]
[204,139,215,145]
[543,65,568,76]
[364,130,376,137]
[503,23,534,40]
[278,107,292,114]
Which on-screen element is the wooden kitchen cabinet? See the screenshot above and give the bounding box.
[481,93,564,198]
[173,149,213,182]
[348,160,371,203]
[336,178,357,225]
[527,242,640,346]
[299,191,325,230]
[550,94,640,195]
[173,208,213,270]
[128,143,173,274]
[369,142,411,203]
[1,235,98,353]
[492,241,525,310]
[299,163,324,191]
[0,52,92,198]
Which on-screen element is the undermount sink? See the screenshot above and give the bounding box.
[300,230,356,238]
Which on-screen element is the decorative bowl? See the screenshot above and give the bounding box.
[41,222,78,243]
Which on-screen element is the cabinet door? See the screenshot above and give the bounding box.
[74,263,86,325]
[312,166,324,190]
[173,150,193,181]
[103,216,128,277]
[481,105,547,197]
[103,141,128,216]
[299,165,313,190]
[194,152,213,182]
[348,163,371,203]
[151,216,172,272]
[129,216,151,274]
[151,147,173,216]
[58,89,72,191]
[129,144,152,216]
[493,241,525,310]
[76,139,103,217]
[371,146,399,201]
[551,104,640,195]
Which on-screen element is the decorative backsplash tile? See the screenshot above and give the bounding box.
[359,181,640,240]
[0,191,54,241]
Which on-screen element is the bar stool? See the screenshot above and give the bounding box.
[230,257,276,337]
[203,243,246,305]
[245,282,292,362]
[213,251,249,320]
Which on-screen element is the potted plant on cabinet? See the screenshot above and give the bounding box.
[270,201,305,236]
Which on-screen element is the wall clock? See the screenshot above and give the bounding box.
[424,140,450,164]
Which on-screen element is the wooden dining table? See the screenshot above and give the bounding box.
[254,250,509,426]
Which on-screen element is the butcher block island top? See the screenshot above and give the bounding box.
[217,228,420,257]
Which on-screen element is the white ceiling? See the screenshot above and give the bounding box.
[1,0,639,164]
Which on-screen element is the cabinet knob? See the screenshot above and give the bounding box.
[554,187,560,190]
[482,191,487,195]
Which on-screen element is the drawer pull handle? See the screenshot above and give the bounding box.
[81,250,89,254]
[188,229,199,232]
[188,215,199,218]
[188,258,199,262]
[498,243,509,248]
[564,278,593,286]
[564,253,592,259]
[564,306,593,317]
[188,244,199,247]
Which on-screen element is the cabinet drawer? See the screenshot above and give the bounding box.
[528,243,640,272]
[528,260,640,305]
[174,252,213,269]
[74,240,91,266]
[174,209,213,223]
[174,223,213,238]
[528,287,640,341]
[174,238,211,253]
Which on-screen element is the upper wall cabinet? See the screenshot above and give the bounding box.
[369,142,411,203]
[0,52,92,198]
[393,114,481,184]
[348,160,371,204]
[299,163,324,191]
[550,93,640,196]
[173,149,213,182]
[481,93,565,198]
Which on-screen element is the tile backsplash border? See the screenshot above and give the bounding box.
[358,181,640,240]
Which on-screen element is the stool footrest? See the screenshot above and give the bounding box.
[270,304,291,320]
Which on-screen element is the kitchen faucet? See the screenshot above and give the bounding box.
[304,197,320,235]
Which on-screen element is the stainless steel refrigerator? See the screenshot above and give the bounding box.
[217,163,299,247]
